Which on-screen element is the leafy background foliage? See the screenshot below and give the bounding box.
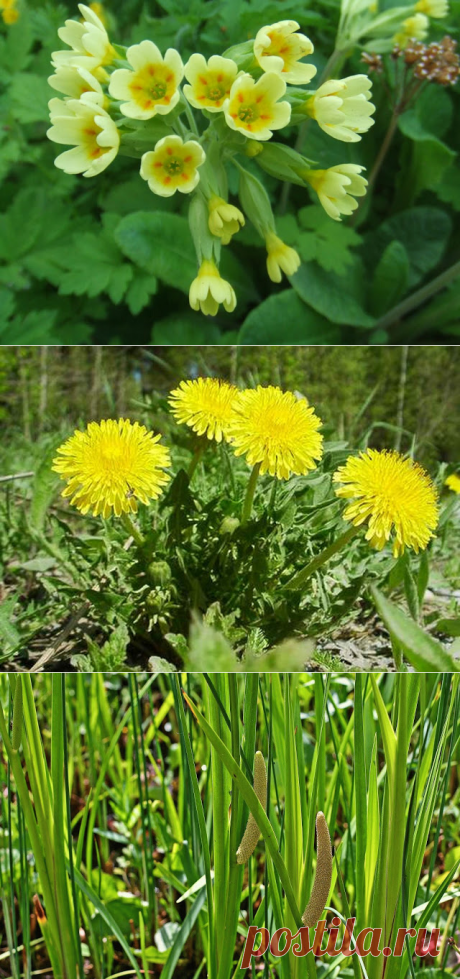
[1,346,459,672]
[0,0,459,344]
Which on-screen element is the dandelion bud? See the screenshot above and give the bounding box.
[302,811,333,927]
[236,751,267,864]
[219,516,240,535]
[147,561,172,586]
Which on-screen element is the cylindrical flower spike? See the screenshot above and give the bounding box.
[302,811,333,927]
[236,751,267,864]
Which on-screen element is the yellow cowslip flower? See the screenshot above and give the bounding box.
[109,40,183,120]
[47,92,120,177]
[52,418,171,519]
[224,71,291,141]
[140,135,205,197]
[254,20,317,85]
[333,449,439,557]
[208,195,245,244]
[305,75,375,142]
[227,386,323,480]
[394,13,428,46]
[445,473,460,494]
[183,53,239,112]
[189,259,237,316]
[305,164,367,221]
[414,0,448,15]
[52,3,115,75]
[265,232,300,282]
[48,64,104,100]
[2,5,18,23]
[168,378,238,442]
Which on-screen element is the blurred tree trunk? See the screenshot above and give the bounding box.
[18,350,31,441]
[90,346,103,418]
[38,347,48,437]
[395,345,409,453]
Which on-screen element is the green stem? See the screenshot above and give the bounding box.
[241,463,261,526]
[285,524,361,591]
[350,108,400,226]
[120,511,145,547]
[183,100,200,136]
[379,259,460,334]
[188,442,206,480]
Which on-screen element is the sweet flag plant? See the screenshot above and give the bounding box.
[46,4,378,316]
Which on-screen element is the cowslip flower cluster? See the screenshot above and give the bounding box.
[46,6,377,315]
[336,0,449,54]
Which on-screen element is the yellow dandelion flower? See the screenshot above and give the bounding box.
[445,473,460,494]
[208,195,245,243]
[305,75,375,142]
[254,20,317,85]
[304,164,367,221]
[108,40,183,120]
[140,135,205,197]
[393,13,428,46]
[333,449,439,557]
[2,5,19,22]
[48,64,104,99]
[189,259,237,316]
[414,0,448,15]
[184,53,239,112]
[169,378,238,442]
[227,386,323,480]
[265,232,301,282]
[47,92,120,177]
[52,418,171,519]
[52,3,115,74]
[224,71,291,141]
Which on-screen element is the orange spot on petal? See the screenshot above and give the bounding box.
[164,176,172,183]
[167,147,173,154]
[237,92,244,103]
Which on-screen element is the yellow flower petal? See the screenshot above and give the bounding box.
[140,135,205,197]
[52,418,171,518]
[333,449,439,556]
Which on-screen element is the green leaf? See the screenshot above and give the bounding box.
[436,618,460,638]
[368,240,409,316]
[10,72,50,124]
[115,212,196,292]
[0,595,21,655]
[58,231,133,302]
[0,188,46,261]
[85,624,130,672]
[125,271,158,314]
[364,207,452,288]
[0,310,59,344]
[72,867,142,979]
[291,260,376,328]
[371,586,460,672]
[435,164,460,211]
[238,289,341,343]
[152,314,223,344]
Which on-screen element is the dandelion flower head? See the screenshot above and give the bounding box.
[52,418,171,518]
[333,448,439,556]
[169,378,238,442]
[227,385,323,479]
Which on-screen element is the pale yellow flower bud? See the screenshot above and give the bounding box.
[189,260,237,316]
[208,195,245,244]
[265,232,300,282]
[305,164,367,221]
